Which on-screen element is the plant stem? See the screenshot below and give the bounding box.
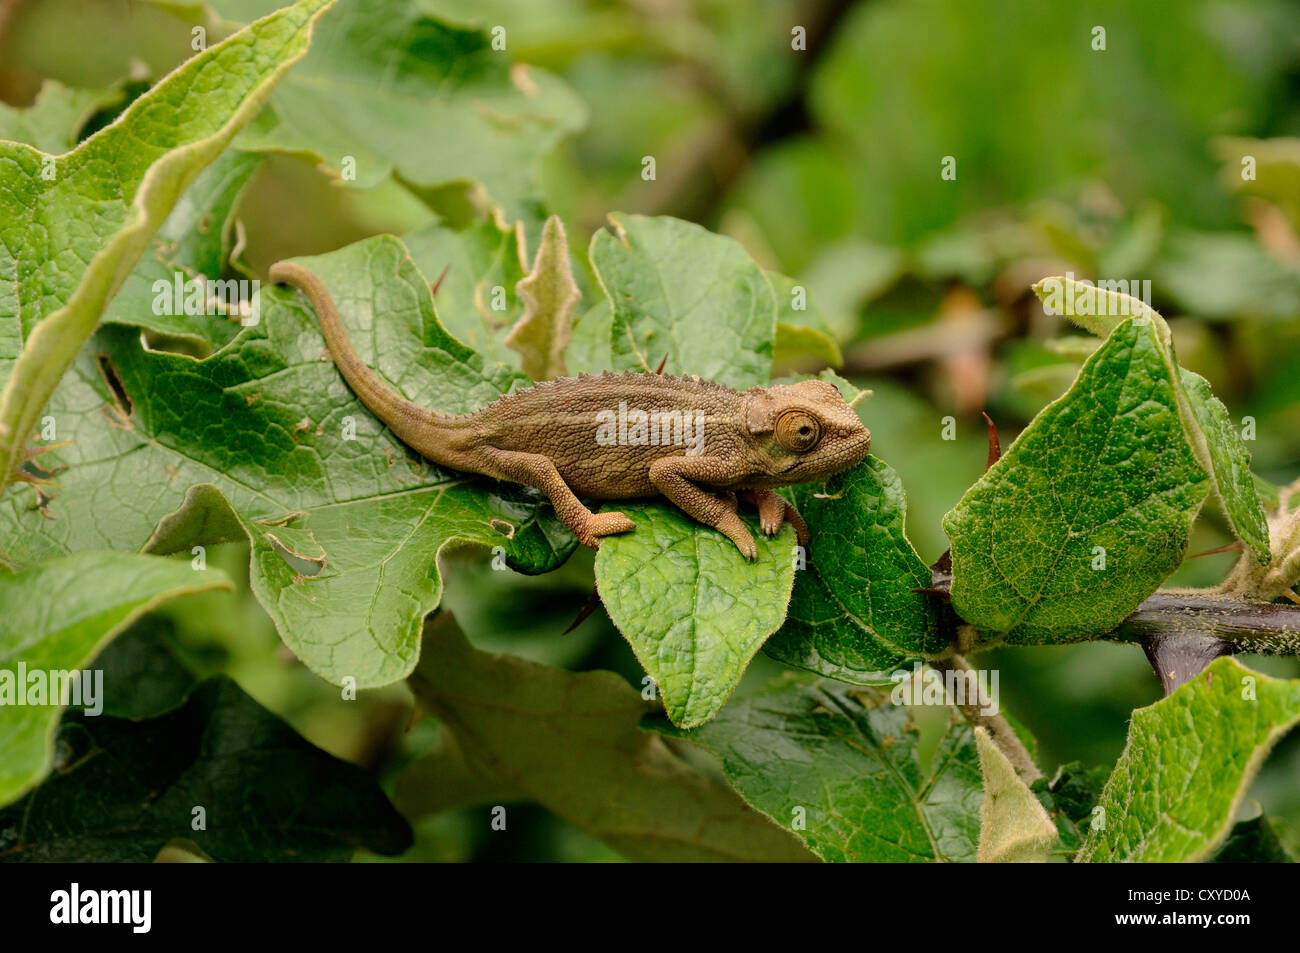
[929,655,1043,783]
[1107,589,1300,656]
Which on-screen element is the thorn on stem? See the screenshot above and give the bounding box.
[911,587,952,600]
[430,265,450,296]
[1140,632,1236,697]
[981,411,1001,472]
[1189,540,1244,559]
[25,439,74,460]
[562,585,602,635]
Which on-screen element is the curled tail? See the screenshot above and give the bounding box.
[269,260,476,469]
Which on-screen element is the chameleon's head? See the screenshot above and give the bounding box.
[743,379,871,485]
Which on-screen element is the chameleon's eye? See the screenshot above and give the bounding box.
[775,410,821,453]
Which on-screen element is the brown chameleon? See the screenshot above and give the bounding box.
[269,261,871,559]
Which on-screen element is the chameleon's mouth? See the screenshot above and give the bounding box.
[781,431,871,476]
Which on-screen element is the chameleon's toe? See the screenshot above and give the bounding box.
[579,511,636,547]
[726,526,758,560]
[760,514,782,536]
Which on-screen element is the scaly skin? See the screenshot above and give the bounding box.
[270,261,871,558]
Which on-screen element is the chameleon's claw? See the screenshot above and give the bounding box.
[717,519,758,561]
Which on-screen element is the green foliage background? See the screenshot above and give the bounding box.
[1,0,1298,861]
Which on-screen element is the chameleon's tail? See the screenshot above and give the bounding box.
[269,260,478,469]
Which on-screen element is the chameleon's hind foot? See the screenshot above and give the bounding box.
[740,488,810,547]
[578,511,636,548]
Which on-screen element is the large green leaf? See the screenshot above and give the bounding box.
[590,213,777,389]
[0,553,230,807]
[581,213,802,726]
[0,0,334,491]
[0,236,575,689]
[1031,276,1270,564]
[974,727,1057,863]
[0,83,264,352]
[399,614,816,862]
[232,0,586,220]
[595,505,797,728]
[1081,657,1300,862]
[764,455,945,681]
[657,675,983,862]
[0,677,411,862]
[943,316,1209,644]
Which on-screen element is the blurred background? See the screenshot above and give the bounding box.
[3,0,1299,860]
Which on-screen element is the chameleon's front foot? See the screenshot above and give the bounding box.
[577,510,636,548]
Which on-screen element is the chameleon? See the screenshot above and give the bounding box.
[269,261,872,559]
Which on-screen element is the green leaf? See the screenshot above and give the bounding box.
[1032,275,1270,566]
[574,214,809,726]
[0,0,334,492]
[0,552,230,807]
[400,613,816,862]
[0,80,124,153]
[594,504,797,728]
[769,271,842,367]
[974,728,1057,863]
[0,677,411,861]
[0,236,575,689]
[93,618,201,721]
[943,316,1209,644]
[567,300,614,375]
[657,675,983,862]
[505,215,578,380]
[232,0,586,220]
[1179,367,1271,564]
[1081,656,1300,862]
[1031,761,1110,855]
[591,213,777,389]
[765,456,945,682]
